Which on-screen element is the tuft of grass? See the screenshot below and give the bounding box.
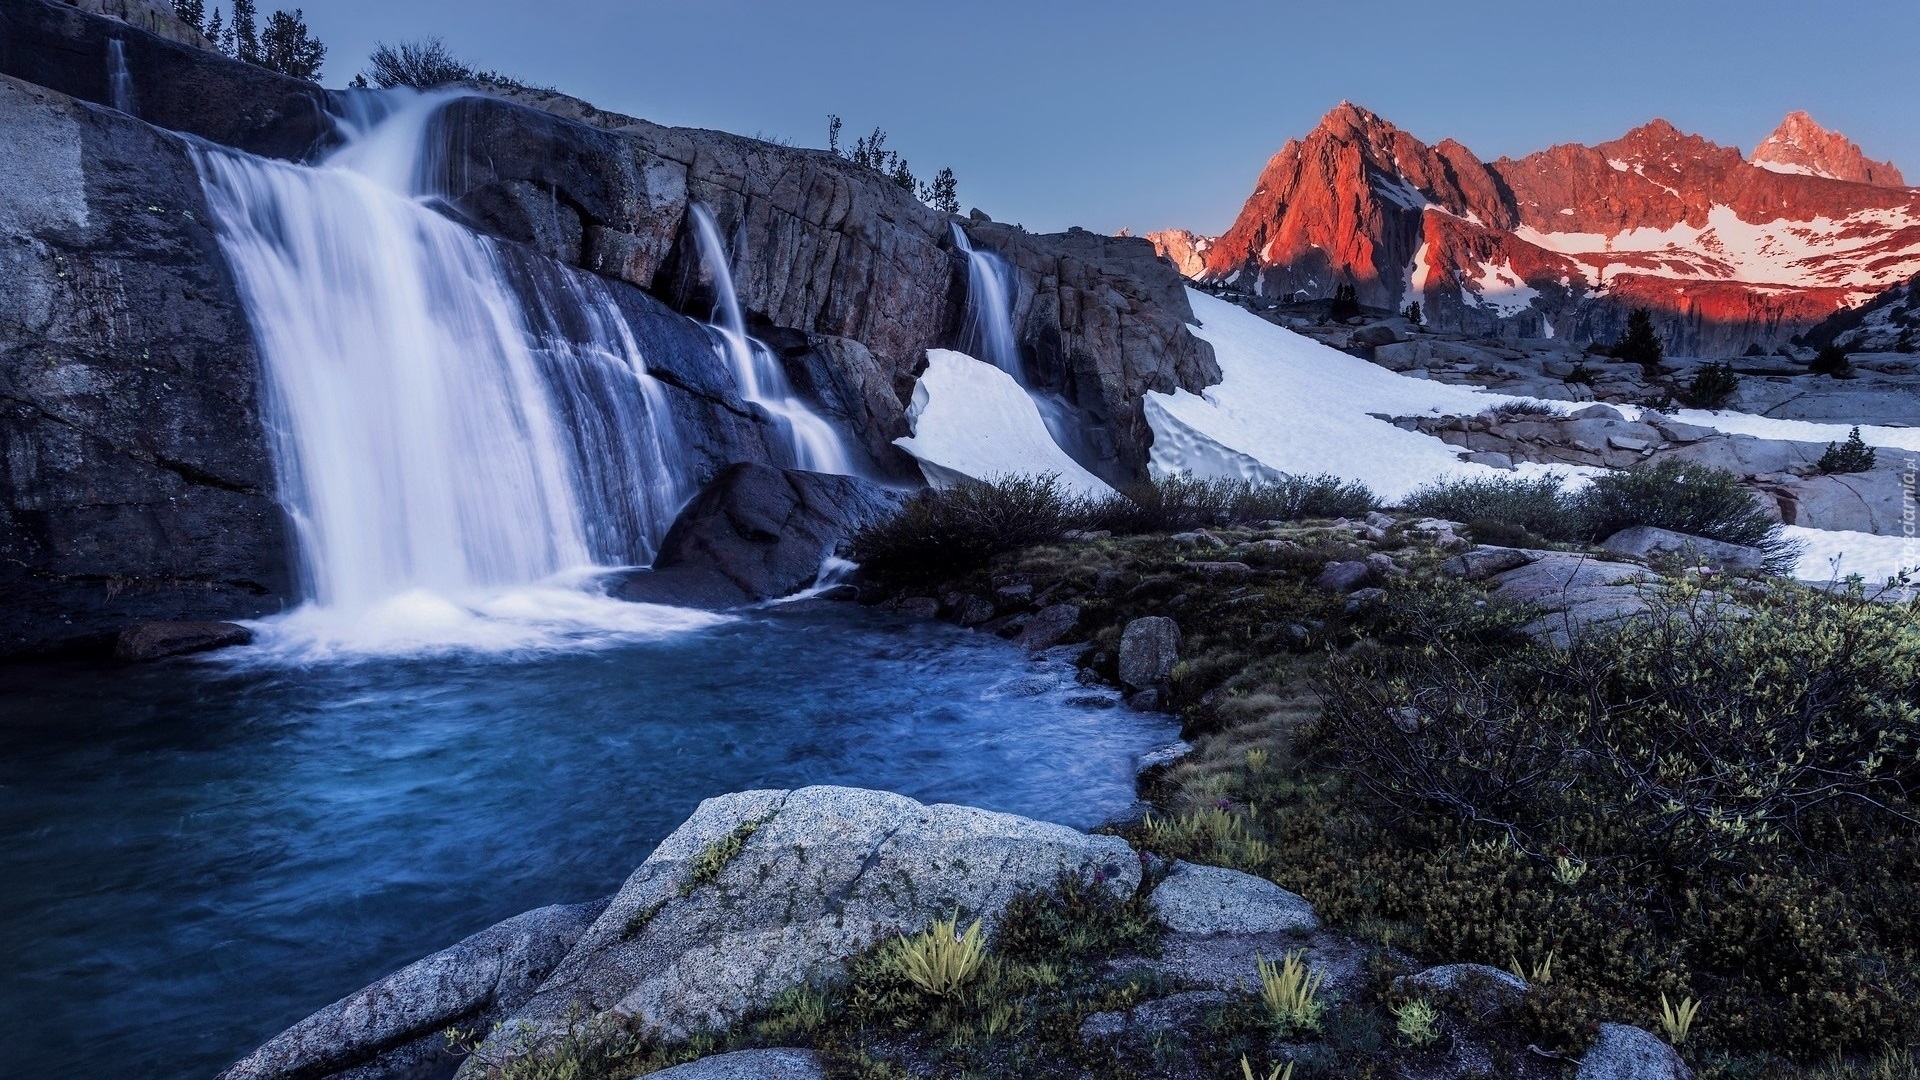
[1661,993,1702,1046]
[680,816,771,897]
[1242,1056,1297,1080]
[891,913,987,997]
[1256,949,1325,1035]
[1393,998,1441,1047]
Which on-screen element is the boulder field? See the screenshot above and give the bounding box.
[0,0,1215,656]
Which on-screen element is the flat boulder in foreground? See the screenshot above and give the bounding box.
[222,787,1137,1080]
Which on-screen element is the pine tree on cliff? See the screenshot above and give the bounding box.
[1615,308,1664,372]
[204,7,224,52]
[259,9,325,80]
[171,0,207,35]
[229,0,260,65]
[1328,283,1361,322]
[921,167,960,215]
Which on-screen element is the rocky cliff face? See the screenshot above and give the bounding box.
[0,0,1215,653]
[0,73,292,654]
[1751,111,1907,187]
[1143,228,1211,277]
[1190,102,1920,354]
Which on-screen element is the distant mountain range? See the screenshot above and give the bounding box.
[1147,104,1920,354]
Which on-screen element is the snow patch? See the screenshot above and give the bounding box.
[893,349,1114,496]
[1462,259,1540,317]
[1145,291,1579,501]
[1784,526,1920,589]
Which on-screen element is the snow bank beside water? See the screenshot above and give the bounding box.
[893,349,1114,496]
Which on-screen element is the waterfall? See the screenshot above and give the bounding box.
[193,90,715,656]
[686,204,855,475]
[951,223,1021,378]
[105,38,134,116]
[949,222,1108,479]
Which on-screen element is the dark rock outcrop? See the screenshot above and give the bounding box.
[113,619,251,660]
[613,464,905,608]
[0,73,293,657]
[0,0,336,160]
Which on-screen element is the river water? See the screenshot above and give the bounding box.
[0,603,1174,1078]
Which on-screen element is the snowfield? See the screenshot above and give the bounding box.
[894,349,1114,496]
[1146,290,1576,501]
[897,292,1916,586]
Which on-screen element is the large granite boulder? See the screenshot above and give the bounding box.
[645,1049,826,1080]
[1575,1023,1693,1080]
[0,73,293,656]
[215,900,608,1080]
[1149,861,1319,935]
[613,463,906,607]
[1600,526,1768,572]
[462,786,1139,1066]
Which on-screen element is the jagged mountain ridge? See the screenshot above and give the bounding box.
[1154,103,1920,353]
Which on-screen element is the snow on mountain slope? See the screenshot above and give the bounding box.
[1145,291,1579,501]
[893,350,1114,496]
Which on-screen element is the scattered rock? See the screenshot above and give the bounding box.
[1061,529,1112,541]
[114,620,254,661]
[1169,530,1226,548]
[1125,688,1163,712]
[894,596,941,619]
[645,1048,826,1079]
[995,582,1036,603]
[1343,587,1387,613]
[1571,404,1625,421]
[1189,560,1253,579]
[1114,930,1369,1001]
[1364,552,1403,577]
[215,900,608,1080]
[1117,616,1181,690]
[1601,526,1766,572]
[1393,963,1530,1017]
[1440,546,1536,580]
[1014,604,1081,651]
[1575,1023,1694,1080]
[1078,990,1231,1043]
[1491,552,1664,647]
[1313,560,1373,593]
[1137,741,1192,769]
[944,593,996,627]
[1150,862,1319,935]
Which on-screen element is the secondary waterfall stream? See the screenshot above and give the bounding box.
[193,92,715,657]
[950,223,1108,478]
[688,204,855,475]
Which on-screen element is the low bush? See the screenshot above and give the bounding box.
[1486,399,1558,420]
[1683,361,1740,409]
[1143,579,1920,1066]
[1819,427,1878,474]
[1087,475,1376,534]
[1812,344,1856,377]
[850,474,1083,579]
[1403,474,1576,540]
[1576,459,1788,559]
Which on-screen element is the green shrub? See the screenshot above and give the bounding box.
[1614,307,1665,372]
[1402,474,1577,540]
[1812,344,1855,377]
[1819,427,1878,474]
[1565,361,1598,385]
[1299,581,1920,1058]
[1575,459,1787,558]
[1329,283,1362,322]
[1086,475,1376,535]
[850,474,1083,579]
[1684,361,1740,409]
[1487,399,1558,420]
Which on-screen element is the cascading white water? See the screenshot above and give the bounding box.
[687,204,855,475]
[949,222,1108,477]
[193,90,716,656]
[951,222,1021,378]
[105,38,134,116]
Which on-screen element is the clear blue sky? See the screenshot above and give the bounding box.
[290,0,1918,236]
